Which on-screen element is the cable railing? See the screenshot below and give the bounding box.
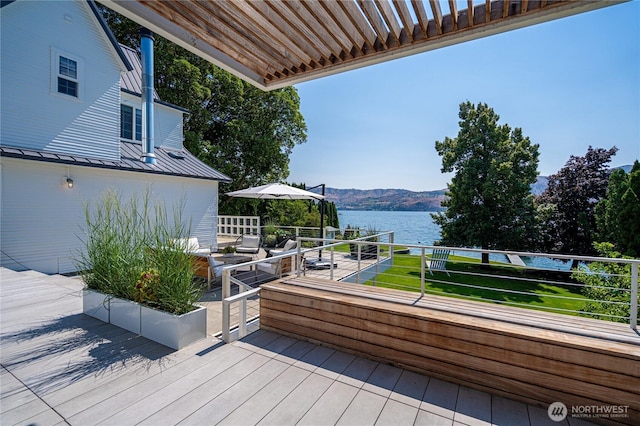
[218,234,639,342]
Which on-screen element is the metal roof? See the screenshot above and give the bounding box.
[98,0,625,91]
[0,142,232,182]
[119,43,160,100]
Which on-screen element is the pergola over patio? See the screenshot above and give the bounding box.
[100,0,625,90]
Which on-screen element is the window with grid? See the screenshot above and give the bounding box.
[57,56,78,97]
[120,105,142,141]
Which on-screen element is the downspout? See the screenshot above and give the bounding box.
[140,27,156,165]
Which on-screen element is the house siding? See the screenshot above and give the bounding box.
[0,0,123,160]
[121,91,185,151]
[0,158,220,274]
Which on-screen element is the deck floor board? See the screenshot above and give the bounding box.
[0,267,605,425]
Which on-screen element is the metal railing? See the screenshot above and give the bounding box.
[218,236,639,342]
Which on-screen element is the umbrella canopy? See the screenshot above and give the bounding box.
[226,183,324,201]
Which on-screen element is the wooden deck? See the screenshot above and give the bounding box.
[0,267,601,425]
[261,277,640,426]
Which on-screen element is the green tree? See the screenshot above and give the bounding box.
[432,102,540,264]
[572,242,639,323]
[595,161,640,257]
[536,146,618,258]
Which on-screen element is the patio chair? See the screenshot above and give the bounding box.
[267,238,297,257]
[426,249,450,276]
[234,234,262,259]
[207,256,225,290]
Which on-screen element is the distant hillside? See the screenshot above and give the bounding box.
[328,165,633,211]
[325,188,446,211]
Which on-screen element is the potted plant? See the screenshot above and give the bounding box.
[76,189,206,350]
[221,245,236,256]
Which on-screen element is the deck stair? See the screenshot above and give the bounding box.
[260,276,640,426]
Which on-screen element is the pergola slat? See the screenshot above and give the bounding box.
[338,0,379,52]
[142,1,279,76]
[430,0,444,35]
[375,0,404,45]
[449,0,458,30]
[302,0,358,60]
[319,1,368,57]
[280,1,346,60]
[410,0,430,39]
[102,0,625,90]
[392,0,416,42]
[223,0,313,67]
[357,0,392,49]
[255,1,330,65]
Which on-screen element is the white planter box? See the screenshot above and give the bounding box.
[82,289,110,323]
[140,305,207,350]
[110,297,141,334]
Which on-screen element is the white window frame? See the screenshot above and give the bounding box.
[50,47,84,101]
[120,104,142,142]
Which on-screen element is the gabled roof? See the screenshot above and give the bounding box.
[0,142,232,183]
[100,0,625,91]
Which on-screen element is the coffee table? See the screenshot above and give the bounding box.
[213,254,253,266]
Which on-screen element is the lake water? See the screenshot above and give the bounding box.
[337,210,569,269]
[338,210,442,247]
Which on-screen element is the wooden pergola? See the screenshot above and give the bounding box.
[100,0,625,90]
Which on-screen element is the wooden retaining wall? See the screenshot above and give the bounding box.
[260,277,640,426]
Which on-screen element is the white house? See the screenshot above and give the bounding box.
[0,0,231,274]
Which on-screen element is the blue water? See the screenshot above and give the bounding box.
[337,210,570,270]
[338,210,441,247]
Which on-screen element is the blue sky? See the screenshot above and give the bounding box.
[288,1,639,192]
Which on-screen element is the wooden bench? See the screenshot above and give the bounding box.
[260,277,640,426]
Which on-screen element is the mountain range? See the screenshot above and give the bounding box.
[326,165,633,211]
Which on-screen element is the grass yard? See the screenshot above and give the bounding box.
[367,254,588,315]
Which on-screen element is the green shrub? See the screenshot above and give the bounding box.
[76,189,200,315]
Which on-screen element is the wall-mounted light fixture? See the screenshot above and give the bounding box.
[66,177,74,189]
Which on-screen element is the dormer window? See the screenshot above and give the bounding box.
[120,105,142,141]
[50,48,83,100]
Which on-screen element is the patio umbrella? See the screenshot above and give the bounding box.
[226,183,324,201]
[227,183,327,261]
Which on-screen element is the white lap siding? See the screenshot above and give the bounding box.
[0,158,219,274]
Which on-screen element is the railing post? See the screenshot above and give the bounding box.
[296,238,302,277]
[239,299,247,338]
[373,243,379,286]
[330,246,335,280]
[631,261,638,331]
[222,269,231,299]
[222,299,230,342]
[420,247,425,297]
[357,243,362,284]
[390,232,395,263]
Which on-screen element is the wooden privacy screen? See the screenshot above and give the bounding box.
[260,277,640,426]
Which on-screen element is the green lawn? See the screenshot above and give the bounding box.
[367,254,588,315]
